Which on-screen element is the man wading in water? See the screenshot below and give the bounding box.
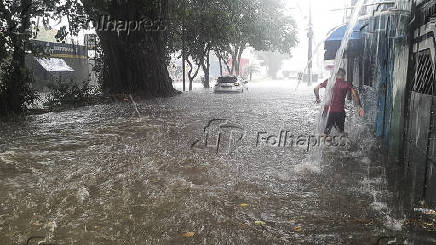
[314,68,365,135]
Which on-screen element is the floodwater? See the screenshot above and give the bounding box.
[0,80,420,244]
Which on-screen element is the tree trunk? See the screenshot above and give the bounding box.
[236,47,244,76]
[234,56,240,76]
[1,0,33,116]
[231,44,245,76]
[221,54,232,75]
[234,46,240,76]
[218,55,223,76]
[201,49,210,88]
[215,50,223,76]
[86,0,178,98]
[225,60,232,75]
[97,32,177,98]
[215,51,231,76]
[235,44,245,77]
[186,58,200,91]
[231,52,237,75]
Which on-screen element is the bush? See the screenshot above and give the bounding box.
[44,79,102,110]
[0,62,38,117]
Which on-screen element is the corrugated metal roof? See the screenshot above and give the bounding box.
[36,58,74,72]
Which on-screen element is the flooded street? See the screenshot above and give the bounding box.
[0,81,409,244]
[3,0,436,243]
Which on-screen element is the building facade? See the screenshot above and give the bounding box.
[25,40,89,91]
[324,0,436,212]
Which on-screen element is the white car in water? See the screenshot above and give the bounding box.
[213,76,248,93]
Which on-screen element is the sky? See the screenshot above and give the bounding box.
[283,0,351,77]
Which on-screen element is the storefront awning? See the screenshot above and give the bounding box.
[324,21,365,60]
[36,58,74,72]
[326,21,364,42]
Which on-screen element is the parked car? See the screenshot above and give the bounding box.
[213,76,248,93]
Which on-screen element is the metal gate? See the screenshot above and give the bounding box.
[404,26,436,208]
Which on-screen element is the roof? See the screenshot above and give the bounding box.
[36,58,74,72]
[325,21,365,42]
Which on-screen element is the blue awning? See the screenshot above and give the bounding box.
[324,21,365,60]
[326,21,364,42]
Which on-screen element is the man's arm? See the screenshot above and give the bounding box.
[314,80,327,104]
[351,88,365,117]
[314,84,322,103]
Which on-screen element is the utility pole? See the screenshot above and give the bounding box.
[307,0,313,86]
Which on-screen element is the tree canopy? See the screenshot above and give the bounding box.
[0,0,58,116]
[169,0,298,84]
[0,0,298,116]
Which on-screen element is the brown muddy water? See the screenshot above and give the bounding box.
[0,81,423,244]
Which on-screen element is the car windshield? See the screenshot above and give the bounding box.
[217,77,237,83]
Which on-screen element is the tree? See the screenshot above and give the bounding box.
[0,0,298,116]
[215,48,232,76]
[245,63,261,81]
[169,0,232,88]
[0,0,55,116]
[222,0,298,76]
[256,51,289,79]
[170,0,297,85]
[65,0,179,97]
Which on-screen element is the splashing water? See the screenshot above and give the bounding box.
[293,0,372,175]
[308,0,413,234]
[322,0,367,120]
[311,0,369,149]
[295,0,372,172]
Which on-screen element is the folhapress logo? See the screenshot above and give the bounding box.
[191,119,246,154]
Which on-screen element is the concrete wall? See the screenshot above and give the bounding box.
[388,42,409,158]
[387,1,412,157]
